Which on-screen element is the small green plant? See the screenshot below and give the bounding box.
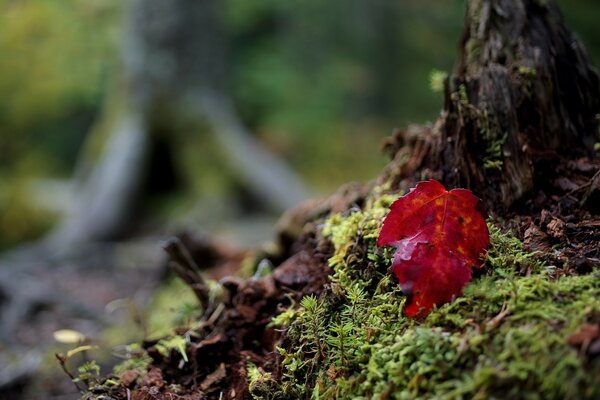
[75,360,101,388]
[299,295,327,360]
[325,321,354,367]
[155,335,189,363]
[247,361,280,399]
[268,298,298,328]
[55,344,100,392]
[112,343,152,377]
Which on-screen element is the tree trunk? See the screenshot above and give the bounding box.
[50,0,310,247]
[382,0,600,213]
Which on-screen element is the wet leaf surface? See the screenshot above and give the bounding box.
[378,180,490,317]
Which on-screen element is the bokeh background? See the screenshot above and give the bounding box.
[1,0,599,250]
[0,0,599,398]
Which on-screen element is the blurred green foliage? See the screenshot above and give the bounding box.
[225,0,464,188]
[1,0,599,249]
[0,0,121,249]
[0,0,121,169]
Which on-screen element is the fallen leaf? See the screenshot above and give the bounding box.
[378,180,489,317]
[121,370,139,388]
[200,363,227,392]
[566,323,600,346]
[139,368,165,389]
[131,386,163,400]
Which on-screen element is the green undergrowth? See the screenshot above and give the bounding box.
[256,194,600,399]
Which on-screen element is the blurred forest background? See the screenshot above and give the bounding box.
[1,0,599,250]
[1,0,600,398]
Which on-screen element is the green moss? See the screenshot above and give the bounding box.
[248,361,280,399]
[482,132,506,171]
[268,193,600,399]
[458,84,470,106]
[518,66,537,79]
[486,223,545,273]
[477,105,507,171]
[112,343,152,377]
[465,38,481,65]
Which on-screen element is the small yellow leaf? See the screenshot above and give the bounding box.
[53,329,85,344]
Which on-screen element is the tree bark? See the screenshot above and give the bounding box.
[405,0,600,212]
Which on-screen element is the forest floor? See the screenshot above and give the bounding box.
[1,140,598,399]
[0,216,277,399]
[71,153,600,399]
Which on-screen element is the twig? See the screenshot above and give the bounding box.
[162,237,209,310]
[55,353,83,393]
[580,168,600,207]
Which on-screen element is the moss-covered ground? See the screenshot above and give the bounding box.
[250,193,600,399]
[77,189,599,400]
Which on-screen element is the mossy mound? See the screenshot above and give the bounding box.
[80,189,599,400]
[252,193,600,399]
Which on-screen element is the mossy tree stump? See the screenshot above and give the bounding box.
[390,0,600,212]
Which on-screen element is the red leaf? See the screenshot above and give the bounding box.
[377,180,489,317]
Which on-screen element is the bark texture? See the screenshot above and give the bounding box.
[427,0,600,211]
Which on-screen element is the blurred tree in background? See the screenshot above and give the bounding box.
[225,0,465,186]
[0,0,121,249]
[0,0,598,250]
[0,1,119,169]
